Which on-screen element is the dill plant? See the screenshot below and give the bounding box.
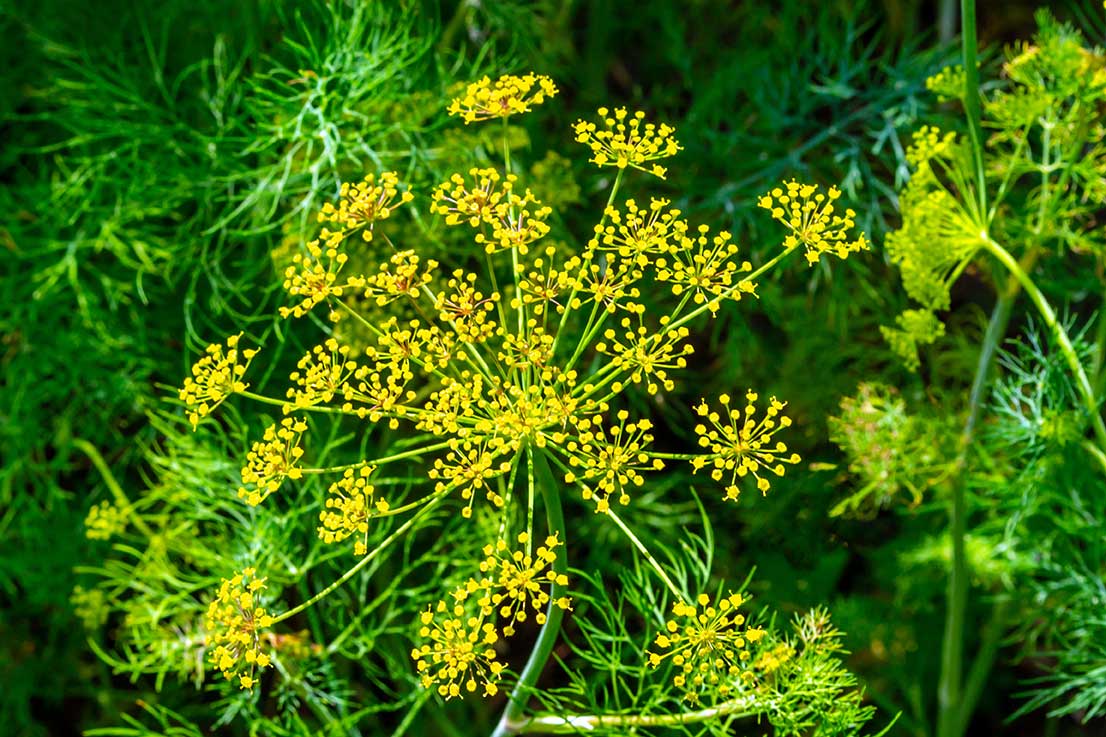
[829,3,1106,734]
[87,74,884,735]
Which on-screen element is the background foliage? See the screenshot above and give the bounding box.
[2,0,1104,735]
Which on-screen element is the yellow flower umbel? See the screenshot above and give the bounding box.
[179,334,258,429]
[647,592,763,703]
[411,601,504,698]
[187,73,871,705]
[238,417,307,506]
[691,392,801,499]
[205,567,274,690]
[574,107,681,178]
[448,73,558,123]
[758,181,868,265]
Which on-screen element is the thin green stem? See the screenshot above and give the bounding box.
[299,440,453,475]
[606,509,683,598]
[550,169,624,357]
[239,390,345,414]
[491,448,567,737]
[936,293,1012,737]
[664,244,799,336]
[271,490,447,625]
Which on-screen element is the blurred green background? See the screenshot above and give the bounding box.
[3,0,1104,735]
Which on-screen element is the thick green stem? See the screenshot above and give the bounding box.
[491,448,568,737]
[518,695,758,734]
[960,0,987,220]
[936,293,1012,737]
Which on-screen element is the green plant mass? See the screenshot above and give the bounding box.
[5,1,1106,736]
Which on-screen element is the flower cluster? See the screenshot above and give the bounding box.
[180,71,869,706]
[205,568,274,690]
[758,181,868,265]
[647,592,766,703]
[84,501,127,540]
[238,417,307,506]
[472,532,571,634]
[691,392,801,499]
[574,107,681,178]
[447,73,558,123]
[412,602,504,698]
[318,465,387,556]
[562,411,664,513]
[179,334,257,429]
[317,171,413,242]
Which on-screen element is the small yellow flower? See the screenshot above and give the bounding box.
[84,501,127,540]
[362,250,437,307]
[411,602,504,698]
[476,190,553,256]
[205,567,274,690]
[318,464,387,556]
[286,339,358,411]
[436,270,500,343]
[448,73,558,123]
[757,181,868,266]
[238,417,307,506]
[317,172,414,242]
[647,592,755,703]
[179,333,258,429]
[753,641,795,674]
[574,107,681,178]
[905,125,957,169]
[562,410,664,513]
[691,391,801,499]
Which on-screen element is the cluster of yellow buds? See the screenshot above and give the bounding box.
[179,334,257,429]
[574,107,681,178]
[447,73,558,123]
[758,181,869,266]
[205,568,274,690]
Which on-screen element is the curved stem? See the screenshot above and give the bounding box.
[72,439,153,536]
[271,490,447,625]
[491,448,568,737]
[982,237,1106,451]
